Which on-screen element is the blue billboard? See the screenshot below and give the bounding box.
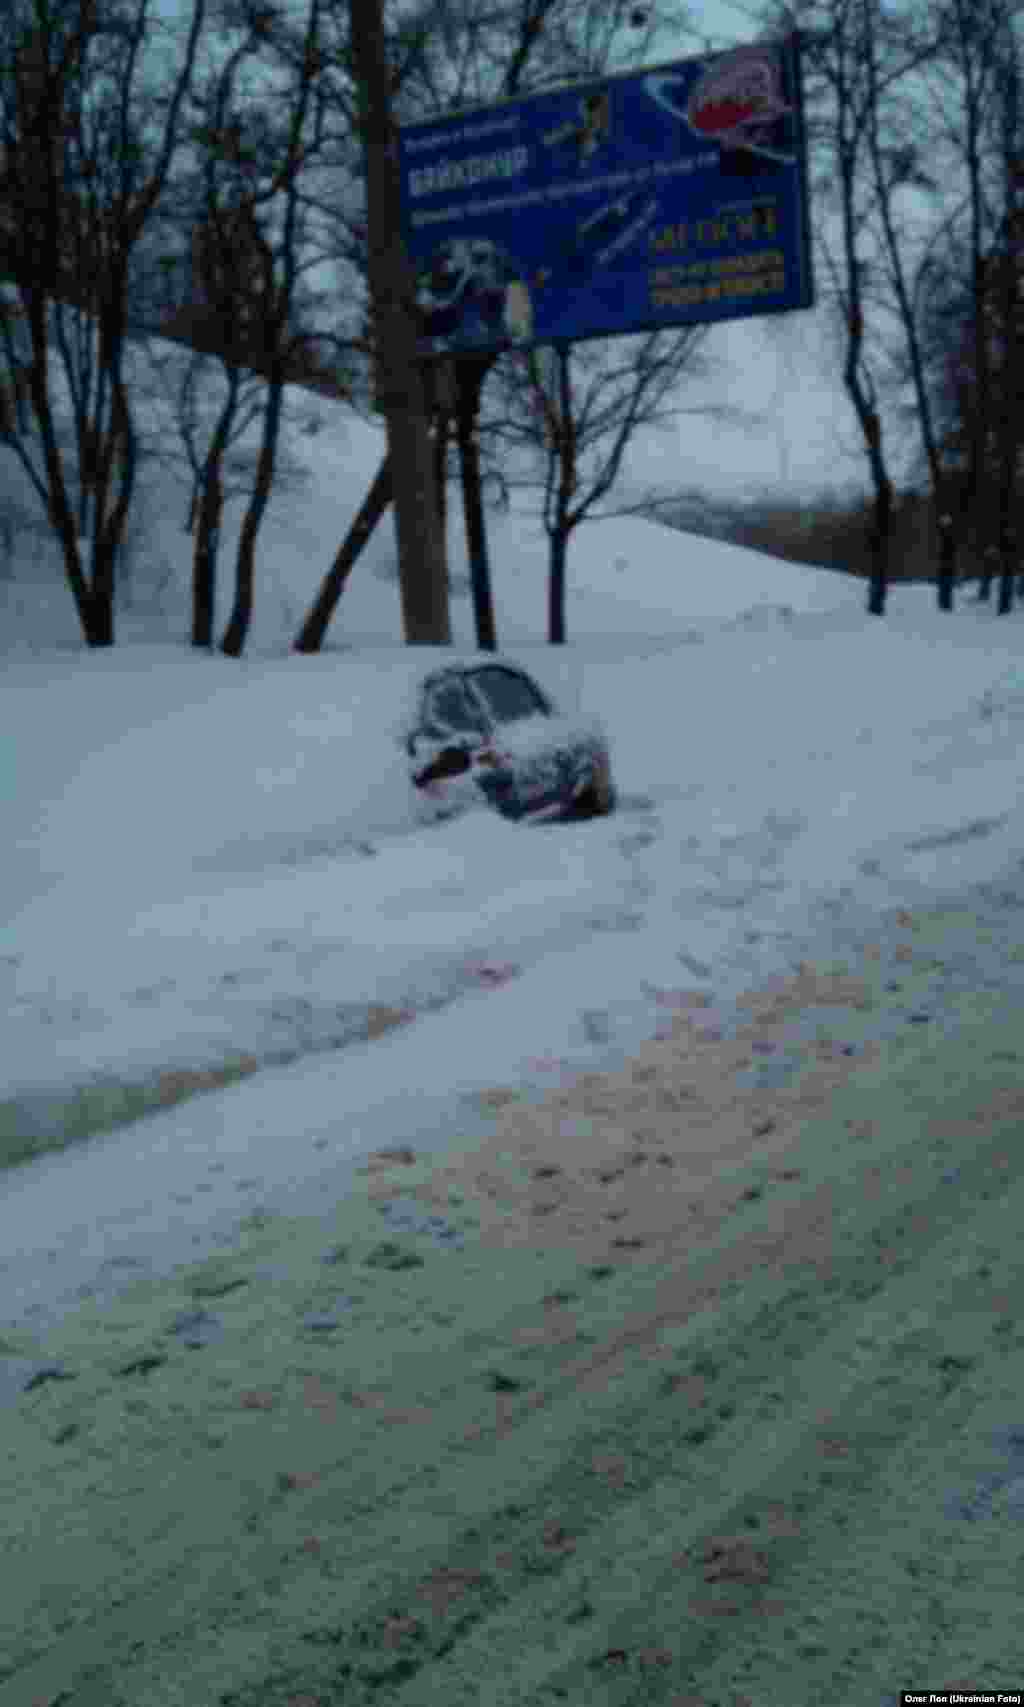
[398,35,813,358]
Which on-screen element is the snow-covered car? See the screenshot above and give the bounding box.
[405,661,616,823]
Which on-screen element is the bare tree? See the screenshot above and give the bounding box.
[143,332,314,646]
[769,2,907,615]
[484,326,716,641]
[857,0,969,608]
[759,0,1024,619]
[0,0,207,646]
[871,0,1024,611]
[883,0,1018,609]
[142,12,322,651]
[910,208,1022,605]
[168,0,325,656]
[159,42,268,647]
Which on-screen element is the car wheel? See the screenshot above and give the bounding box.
[577,755,616,817]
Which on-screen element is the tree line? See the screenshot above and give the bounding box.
[0,0,1021,654]
[758,0,1024,615]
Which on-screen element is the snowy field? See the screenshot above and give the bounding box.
[3,409,1024,1324]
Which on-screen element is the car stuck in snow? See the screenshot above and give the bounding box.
[405,660,615,824]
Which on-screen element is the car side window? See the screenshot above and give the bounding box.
[470,668,547,724]
[423,678,484,736]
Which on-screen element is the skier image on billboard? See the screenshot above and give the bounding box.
[415,237,534,350]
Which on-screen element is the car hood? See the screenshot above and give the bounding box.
[478,710,608,762]
[405,707,608,765]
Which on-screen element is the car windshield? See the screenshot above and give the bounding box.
[468,668,548,725]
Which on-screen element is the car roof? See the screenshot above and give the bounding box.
[420,661,549,694]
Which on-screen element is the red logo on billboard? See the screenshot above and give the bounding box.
[645,45,794,166]
[689,49,788,137]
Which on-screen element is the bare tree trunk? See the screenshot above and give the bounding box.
[936,505,956,611]
[456,358,497,651]
[221,373,284,656]
[293,455,393,652]
[350,0,449,646]
[2,0,207,648]
[85,565,115,643]
[89,320,134,642]
[548,524,568,644]
[867,467,894,618]
[849,371,893,618]
[434,409,449,549]
[188,350,244,647]
[192,461,222,647]
[995,397,1018,613]
[996,523,1016,614]
[24,300,108,643]
[547,343,575,644]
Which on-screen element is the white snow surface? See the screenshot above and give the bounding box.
[3,408,1024,1327]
